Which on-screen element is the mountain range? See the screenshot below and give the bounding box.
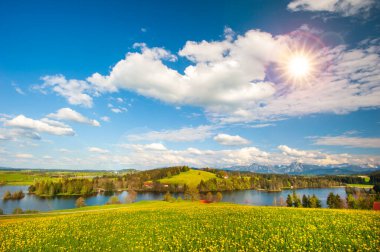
[226,162,380,175]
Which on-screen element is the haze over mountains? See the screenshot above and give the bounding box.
[227,162,380,175]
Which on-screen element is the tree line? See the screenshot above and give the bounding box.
[28,166,379,197]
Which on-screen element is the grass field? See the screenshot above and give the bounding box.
[0,171,110,185]
[158,169,217,187]
[346,184,374,189]
[0,201,379,251]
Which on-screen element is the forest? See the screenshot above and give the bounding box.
[26,166,377,197]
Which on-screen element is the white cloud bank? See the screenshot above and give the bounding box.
[48,108,100,127]
[1,142,378,169]
[4,115,75,136]
[88,147,109,154]
[313,136,380,148]
[214,133,250,146]
[287,0,376,17]
[35,28,380,123]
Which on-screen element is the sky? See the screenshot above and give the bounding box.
[0,0,380,170]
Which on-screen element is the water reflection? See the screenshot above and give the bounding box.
[0,185,346,214]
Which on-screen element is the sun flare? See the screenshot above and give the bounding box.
[287,54,311,78]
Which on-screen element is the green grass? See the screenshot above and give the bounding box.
[0,171,113,185]
[158,169,217,187]
[0,201,379,251]
[346,184,374,189]
[0,171,55,185]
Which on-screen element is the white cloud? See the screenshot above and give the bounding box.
[15,87,25,95]
[214,133,250,146]
[15,153,34,159]
[0,128,41,141]
[4,115,75,136]
[313,136,380,148]
[47,108,100,127]
[37,75,93,107]
[278,145,324,159]
[111,108,122,113]
[121,143,168,151]
[127,125,215,142]
[275,145,371,165]
[287,0,376,17]
[249,123,275,128]
[100,116,110,122]
[88,147,110,154]
[35,29,380,123]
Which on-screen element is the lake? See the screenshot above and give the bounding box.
[0,185,347,214]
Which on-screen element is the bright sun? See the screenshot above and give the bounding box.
[287,55,311,78]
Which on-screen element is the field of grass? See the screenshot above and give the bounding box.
[0,171,111,185]
[158,169,217,187]
[346,184,374,189]
[1,201,379,251]
[0,171,55,185]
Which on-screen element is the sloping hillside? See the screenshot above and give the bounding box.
[158,169,217,187]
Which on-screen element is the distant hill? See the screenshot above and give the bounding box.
[158,169,217,187]
[226,162,380,175]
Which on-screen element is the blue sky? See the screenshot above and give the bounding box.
[0,0,379,170]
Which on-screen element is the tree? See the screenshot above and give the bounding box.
[279,196,285,207]
[309,194,321,208]
[327,193,344,209]
[215,192,223,202]
[286,194,293,207]
[185,187,200,201]
[302,195,309,208]
[3,190,11,200]
[0,208,3,215]
[125,190,137,203]
[13,208,23,214]
[346,194,356,209]
[206,192,213,202]
[293,191,301,207]
[107,196,121,204]
[75,197,86,208]
[164,191,172,202]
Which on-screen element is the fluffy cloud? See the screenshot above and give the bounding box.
[287,0,376,17]
[37,75,93,107]
[127,125,215,142]
[0,128,41,141]
[275,145,377,165]
[278,145,325,159]
[4,115,75,136]
[214,133,250,146]
[313,136,380,148]
[15,153,34,159]
[36,29,380,123]
[122,143,168,151]
[100,116,110,122]
[47,108,100,127]
[88,147,109,154]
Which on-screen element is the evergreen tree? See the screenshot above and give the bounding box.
[286,194,293,207]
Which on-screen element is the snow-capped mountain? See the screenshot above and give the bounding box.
[226,162,379,175]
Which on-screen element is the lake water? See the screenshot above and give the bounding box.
[0,185,347,214]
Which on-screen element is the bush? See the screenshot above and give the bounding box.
[12,208,23,214]
[107,196,121,205]
[164,192,172,202]
[75,197,86,208]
